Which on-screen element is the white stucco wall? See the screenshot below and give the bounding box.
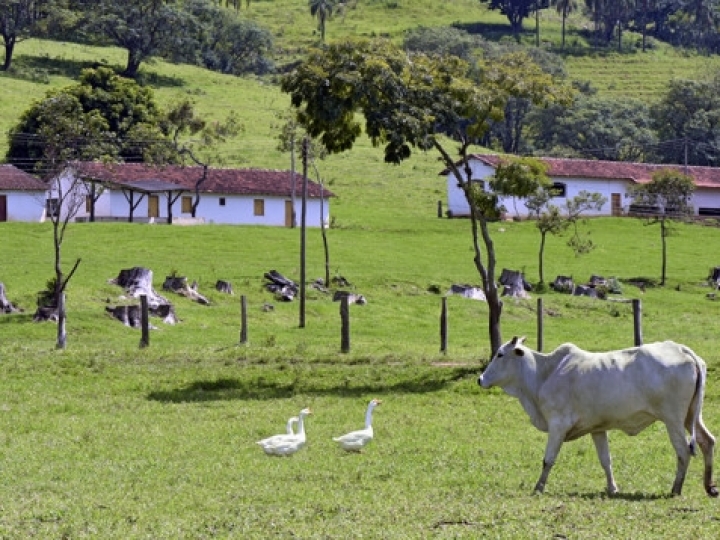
[92,188,329,227]
[0,190,46,221]
[447,161,639,218]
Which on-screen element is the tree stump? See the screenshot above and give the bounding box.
[0,282,20,314]
[499,269,532,298]
[551,275,574,294]
[215,280,234,294]
[263,270,298,301]
[163,275,210,305]
[107,267,178,325]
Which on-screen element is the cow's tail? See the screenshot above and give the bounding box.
[686,346,708,457]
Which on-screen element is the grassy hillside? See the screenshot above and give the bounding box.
[3,1,720,156]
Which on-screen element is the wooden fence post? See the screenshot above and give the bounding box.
[239,295,248,344]
[536,297,544,352]
[440,297,448,353]
[139,294,149,348]
[340,295,350,353]
[633,298,643,346]
[56,293,67,350]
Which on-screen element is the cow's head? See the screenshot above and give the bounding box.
[478,335,527,389]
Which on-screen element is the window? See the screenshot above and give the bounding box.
[254,199,265,216]
[181,196,192,213]
[219,197,226,206]
[85,196,92,213]
[46,198,59,218]
[550,182,566,197]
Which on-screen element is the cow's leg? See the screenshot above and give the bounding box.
[693,417,718,497]
[591,431,618,495]
[666,421,692,496]
[535,428,565,494]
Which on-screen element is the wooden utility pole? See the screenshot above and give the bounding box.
[299,137,309,328]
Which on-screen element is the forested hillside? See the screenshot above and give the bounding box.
[3,0,720,169]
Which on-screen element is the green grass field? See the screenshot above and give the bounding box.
[4,3,720,537]
[3,217,720,538]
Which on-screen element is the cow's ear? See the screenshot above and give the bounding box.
[514,348,524,356]
[518,336,527,345]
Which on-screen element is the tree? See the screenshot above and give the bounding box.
[651,77,720,166]
[81,0,195,78]
[527,95,657,161]
[481,45,567,154]
[403,26,486,62]
[526,189,567,284]
[309,0,335,42]
[554,0,578,50]
[629,169,695,286]
[7,67,170,173]
[281,39,572,354]
[527,189,606,283]
[0,0,37,70]
[176,0,274,76]
[30,92,119,348]
[479,0,547,35]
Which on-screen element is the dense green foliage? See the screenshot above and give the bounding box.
[6,67,171,174]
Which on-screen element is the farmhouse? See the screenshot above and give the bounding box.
[442,154,720,219]
[53,162,334,227]
[0,164,49,222]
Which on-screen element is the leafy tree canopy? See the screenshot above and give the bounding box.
[80,0,196,78]
[527,95,657,161]
[171,0,274,76]
[651,77,720,166]
[281,38,572,165]
[7,67,170,174]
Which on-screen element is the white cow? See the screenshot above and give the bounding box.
[478,336,718,497]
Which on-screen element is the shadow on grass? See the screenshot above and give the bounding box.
[568,490,672,501]
[147,366,479,403]
[5,54,185,88]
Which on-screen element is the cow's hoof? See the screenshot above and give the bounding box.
[706,484,719,498]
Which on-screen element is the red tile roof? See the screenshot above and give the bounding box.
[442,154,720,190]
[0,164,48,191]
[71,162,334,198]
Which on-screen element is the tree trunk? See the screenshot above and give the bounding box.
[539,232,547,284]
[435,139,503,356]
[2,37,15,71]
[123,50,143,78]
[191,165,208,218]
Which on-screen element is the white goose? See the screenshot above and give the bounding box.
[333,399,382,453]
[257,408,311,456]
[256,416,298,454]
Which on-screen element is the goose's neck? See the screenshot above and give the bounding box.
[296,415,305,435]
[364,406,375,429]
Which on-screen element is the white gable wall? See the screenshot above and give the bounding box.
[447,160,646,218]
[0,190,46,221]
